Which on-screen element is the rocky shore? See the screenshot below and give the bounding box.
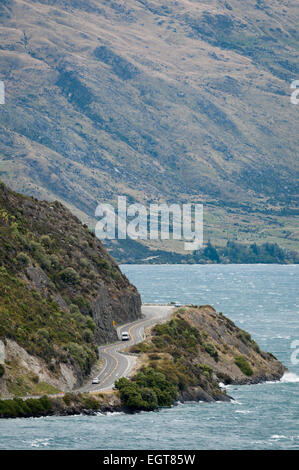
[114,305,286,411]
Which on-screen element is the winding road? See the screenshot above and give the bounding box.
[81,305,174,393]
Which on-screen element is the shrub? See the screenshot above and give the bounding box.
[88,270,97,280]
[16,252,30,267]
[49,254,60,269]
[115,378,154,411]
[96,258,110,270]
[204,342,219,361]
[29,240,44,253]
[148,353,160,360]
[79,258,90,268]
[0,396,52,418]
[63,393,72,406]
[81,395,99,411]
[0,364,5,378]
[74,296,92,315]
[32,374,39,384]
[59,267,80,284]
[37,328,50,340]
[235,356,253,376]
[130,342,151,354]
[198,364,213,379]
[111,271,121,281]
[83,329,94,343]
[237,329,252,344]
[40,235,52,248]
[141,387,158,410]
[70,304,80,314]
[66,342,95,373]
[115,367,178,412]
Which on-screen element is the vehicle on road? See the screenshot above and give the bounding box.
[92,378,100,384]
[174,302,182,307]
[121,332,130,341]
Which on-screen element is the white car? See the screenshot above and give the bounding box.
[92,378,100,384]
[121,332,130,341]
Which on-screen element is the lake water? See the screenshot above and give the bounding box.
[0,265,298,450]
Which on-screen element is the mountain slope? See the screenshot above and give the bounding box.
[0,181,141,396]
[0,0,298,254]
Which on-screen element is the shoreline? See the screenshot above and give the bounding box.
[0,305,287,419]
[0,373,288,420]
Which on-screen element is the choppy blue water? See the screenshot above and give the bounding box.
[0,265,298,450]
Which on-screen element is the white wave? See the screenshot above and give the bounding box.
[272,335,291,339]
[230,400,243,405]
[30,438,52,448]
[280,372,299,383]
[103,411,125,416]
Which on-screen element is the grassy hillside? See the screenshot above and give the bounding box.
[0,269,98,374]
[0,181,141,395]
[0,0,298,257]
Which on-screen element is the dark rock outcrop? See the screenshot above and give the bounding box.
[92,283,142,344]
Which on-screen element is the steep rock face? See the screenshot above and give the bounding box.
[92,283,142,344]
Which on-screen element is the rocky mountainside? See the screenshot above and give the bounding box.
[0,181,141,397]
[0,0,298,256]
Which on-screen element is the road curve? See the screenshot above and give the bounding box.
[81,305,174,393]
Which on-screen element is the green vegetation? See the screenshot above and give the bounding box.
[0,392,105,419]
[237,329,260,353]
[116,315,226,411]
[6,371,60,397]
[203,342,219,361]
[116,305,280,411]
[0,182,121,311]
[115,368,177,411]
[106,238,298,265]
[15,252,31,266]
[234,356,254,376]
[0,396,52,418]
[59,267,80,284]
[0,182,139,388]
[0,270,98,374]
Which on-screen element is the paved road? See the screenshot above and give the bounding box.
[81,305,174,393]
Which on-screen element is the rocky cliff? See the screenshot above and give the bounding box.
[0,181,141,396]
